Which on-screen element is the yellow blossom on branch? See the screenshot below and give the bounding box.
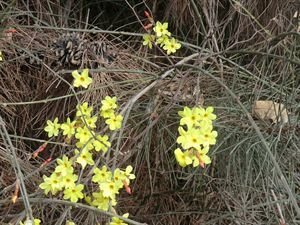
[76,102,93,118]
[113,168,126,189]
[61,173,78,189]
[63,184,84,202]
[192,147,211,168]
[105,114,123,131]
[75,126,94,144]
[142,34,155,49]
[178,106,201,129]
[61,118,76,138]
[93,135,111,152]
[39,173,63,195]
[91,191,112,211]
[100,108,115,119]
[174,148,192,167]
[75,148,94,168]
[84,115,98,128]
[155,35,169,47]
[55,155,74,176]
[177,127,202,150]
[142,20,181,55]
[44,117,60,137]
[72,69,92,89]
[163,38,181,55]
[153,21,171,37]
[100,181,119,199]
[39,175,55,195]
[123,165,136,185]
[92,165,112,184]
[199,106,217,122]
[101,96,118,111]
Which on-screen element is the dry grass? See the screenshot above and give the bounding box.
[0,0,299,224]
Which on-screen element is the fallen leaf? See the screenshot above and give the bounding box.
[12,179,19,204]
[252,100,288,124]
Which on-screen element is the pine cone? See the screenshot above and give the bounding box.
[53,33,86,66]
[88,41,116,68]
[16,49,45,66]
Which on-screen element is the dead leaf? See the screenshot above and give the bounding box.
[252,100,288,124]
[12,179,19,204]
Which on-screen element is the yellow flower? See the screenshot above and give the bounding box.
[177,127,202,150]
[84,195,92,205]
[105,114,123,131]
[109,213,129,225]
[193,147,211,168]
[92,166,112,184]
[155,35,169,47]
[39,173,63,195]
[44,117,60,137]
[199,106,217,122]
[142,34,155,49]
[100,181,119,199]
[61,118,76,138]
[153,21,171,37]
[72,69,92,89]
[93,135,111,152]
[178,106,201,129]
[199,128,218,147]
[76,102,93,118]
[75,148,94,168]
[75,126,94,144]
[174,105,217,168]
[163,38,181,55]
[123,165,136,185]
[112,168,126,189]
[39,175,53,195]
[84,115,98,129]
[61,173,78,189]
[174,148,192,167]
[63,184,84,202]
[75,140,94,151]
[34,219,41,225]
[55,155,74,176]
[49,172,64,191]
[101,96,117,111]
[91,191,112,211]
[100,108,115,119]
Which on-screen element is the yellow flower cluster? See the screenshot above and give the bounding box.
[41,95,132,224]
[39,155,83,202]
[143,21,181,55]
[87,165,135,211]
[174,106,217,168]
[100,96,123,131]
